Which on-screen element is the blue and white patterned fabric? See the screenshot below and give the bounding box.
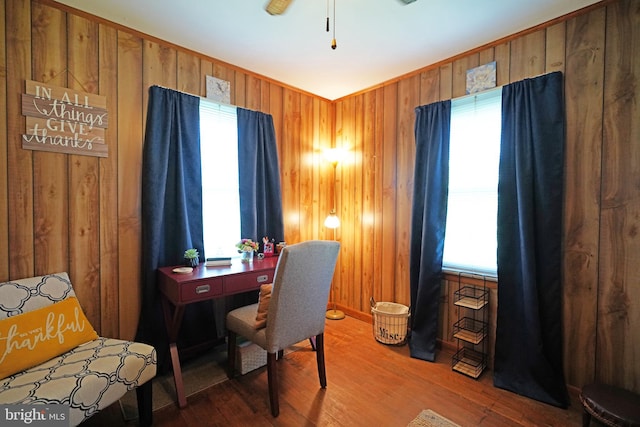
[0,273,157,426]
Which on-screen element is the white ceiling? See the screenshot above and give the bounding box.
[54,0,600,100]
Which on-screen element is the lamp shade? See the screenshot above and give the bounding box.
[324,210,340,229]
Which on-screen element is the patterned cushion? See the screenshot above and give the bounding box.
[0,273,157,426]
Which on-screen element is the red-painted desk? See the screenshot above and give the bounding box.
[157,257,279,408]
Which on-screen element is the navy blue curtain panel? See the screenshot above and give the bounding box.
[237,107,284,246]
[137,86,210,369]
[409,100,451,362]
[494,71,569,408]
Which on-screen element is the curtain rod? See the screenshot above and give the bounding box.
[451,70,560,103]
[150,84,238,110]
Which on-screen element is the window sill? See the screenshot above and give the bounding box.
[443,268,497,289]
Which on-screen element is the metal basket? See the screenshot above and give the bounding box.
[370,297,410,345]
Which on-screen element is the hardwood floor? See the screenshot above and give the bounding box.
[87,316,583,426]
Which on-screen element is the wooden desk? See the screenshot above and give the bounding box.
[157,257,279,408]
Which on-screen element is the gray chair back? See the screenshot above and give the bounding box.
[264,240,340,352]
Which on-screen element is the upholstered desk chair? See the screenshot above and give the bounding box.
[226,240,340,417]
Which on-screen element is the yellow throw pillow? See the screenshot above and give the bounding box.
[254,283,273,329]
[0,297,99,379]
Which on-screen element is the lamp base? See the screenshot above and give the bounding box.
[326,308,345,320]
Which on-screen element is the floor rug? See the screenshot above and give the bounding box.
[119,340,310,421]
[119,346,228,420]
[407,409,461,427]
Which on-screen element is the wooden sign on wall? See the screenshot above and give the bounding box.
[21,80,109,157]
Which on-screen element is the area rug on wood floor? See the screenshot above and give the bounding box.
[407,409,461,427]
[119,340,310,421]
[119,345,228,420]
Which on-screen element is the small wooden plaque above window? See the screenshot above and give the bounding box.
[466,61,497,95]
[21,80,109,158]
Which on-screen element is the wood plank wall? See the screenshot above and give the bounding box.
[1,0,334,341]
[0,0,637,394]
[332,0,639,393]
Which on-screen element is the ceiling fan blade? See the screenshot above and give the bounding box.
[399,0,417,4]
[265,0,294,15]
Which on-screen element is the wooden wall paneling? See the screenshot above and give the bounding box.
[7,0,35,280]
[117,30,143,339]
[98,23,119,337]
[478,47,495,70]
[310,97,321,240]
[177,50,200,95]
[337,96,355,308]
[352,94,365,311]
[246,74,261,111]
[260,79,271,114]
[394,75,419,306]
[371,87,385,305]
[316,98,331,241]
[439,64,452,101]
[508,29,546,82]
[546,22,566,73]
[143,41,177,92]
[234,70,246,108]
[380,84,397,303]
[361,90,376,310]
[199,59,213,97]
[268,83,283,176]
[563,6,606,389]
[0,0,8,281]
[31,2,69,277]
[494,42,510,87]
[332,99,343,305]
[281,88,301,244]
[599,0,640,392]
[419,68,440,106]
[67,14,101,329]
[299,94,314,242]
[452,54,479,98]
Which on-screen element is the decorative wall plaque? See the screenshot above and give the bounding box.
[466,61,497,95]
[206,75,231,104]
[21,80,109,157]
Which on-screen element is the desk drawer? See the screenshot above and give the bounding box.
[224,270,274,295]
[181,278,223,303]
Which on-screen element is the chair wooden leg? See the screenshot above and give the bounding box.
[227,330,237,379]
[267,352,279,417]
[136,380,153,427]
[315,333,327,388]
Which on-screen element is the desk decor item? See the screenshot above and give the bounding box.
[184,248,200,267]
[205,257,232,267]
[236,239,259,263]
[262,236,275,257]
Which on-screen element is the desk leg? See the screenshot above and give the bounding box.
[161,296,187,408]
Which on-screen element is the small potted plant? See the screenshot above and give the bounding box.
[184,248,200,268]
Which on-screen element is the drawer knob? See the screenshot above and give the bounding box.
[257,275,269,283]
[195,284,210,294]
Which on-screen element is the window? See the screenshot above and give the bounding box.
[199,99,241,258]
[443,88,502,275]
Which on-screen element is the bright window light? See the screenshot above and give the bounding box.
[443,88,502,275]
[199,99,240,258]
